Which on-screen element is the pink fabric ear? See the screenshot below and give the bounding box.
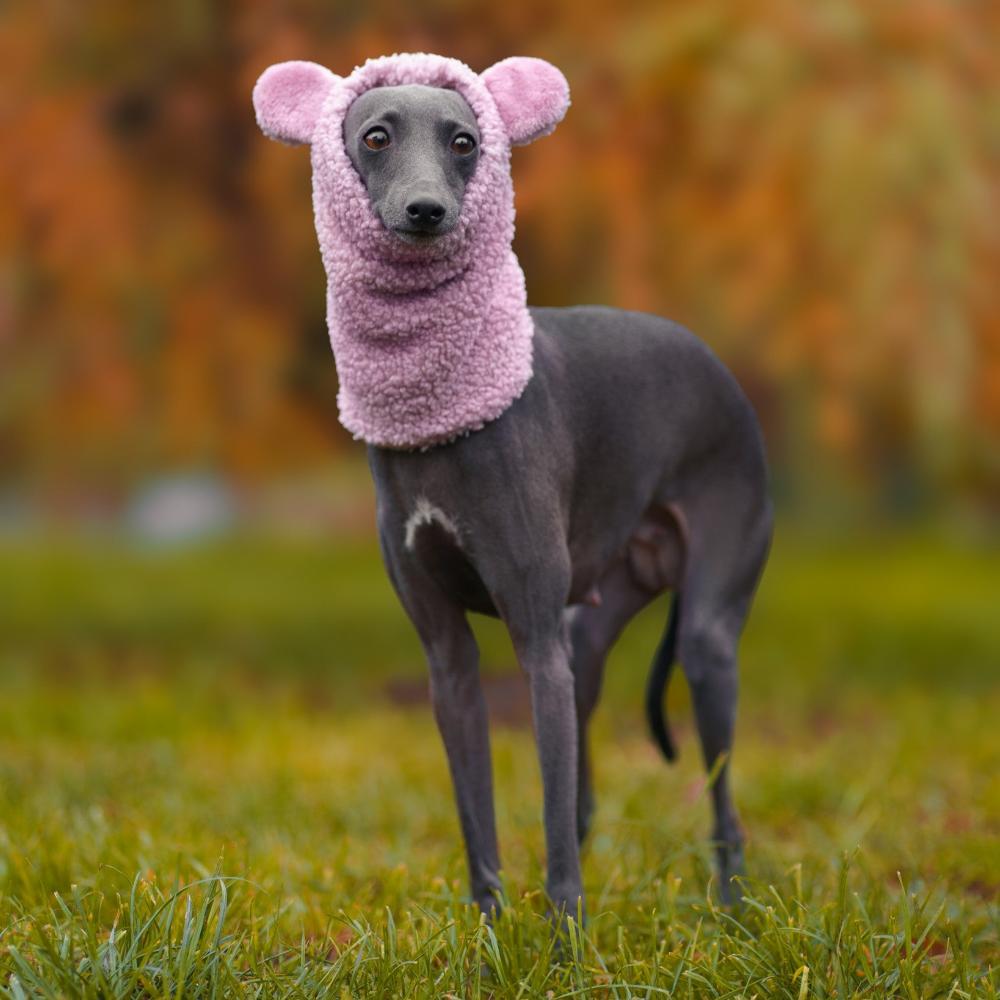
[480,56,570,146]
[253,60,339,146]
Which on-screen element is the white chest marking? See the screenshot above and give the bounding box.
[404,497,461,551]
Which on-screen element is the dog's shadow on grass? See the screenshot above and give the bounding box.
[385,668,534,729]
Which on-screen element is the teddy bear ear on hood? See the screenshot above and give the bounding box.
[253,60,340,146]
[480,56,570,146]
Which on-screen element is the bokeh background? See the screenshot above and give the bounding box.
[3,0,998,527]
[0,2,998,989]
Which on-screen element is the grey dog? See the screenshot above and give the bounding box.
[338,82,772,921]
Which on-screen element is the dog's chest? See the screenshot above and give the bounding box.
[400,496,498,616]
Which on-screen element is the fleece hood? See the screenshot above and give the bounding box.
[253,52,570,449]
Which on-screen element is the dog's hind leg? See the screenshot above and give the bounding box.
[676,488,772,903]
[567,505,685,844]
[566,560,660,844]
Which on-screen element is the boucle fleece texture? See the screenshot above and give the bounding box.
[253,53,570,449]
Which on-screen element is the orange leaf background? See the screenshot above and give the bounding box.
[2,0,997,517]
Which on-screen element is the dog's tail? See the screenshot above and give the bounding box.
[644,592,681,763]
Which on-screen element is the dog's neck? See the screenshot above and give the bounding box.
[320,203,535,451]
[294,53,545,450]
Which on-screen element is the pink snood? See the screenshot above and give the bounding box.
[254,53,571,449]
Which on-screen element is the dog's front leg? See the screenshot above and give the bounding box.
[422,608,503,915]
[493,545,583,924]
[479,522,583,922]
[378,533,502,914]
[516,623,583,923]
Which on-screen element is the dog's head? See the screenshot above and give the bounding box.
[340,83,480,243]
[253,54,569,263]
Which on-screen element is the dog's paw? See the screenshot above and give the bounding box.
[715,842,746,905]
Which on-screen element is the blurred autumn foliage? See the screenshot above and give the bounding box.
[2,0,998,514]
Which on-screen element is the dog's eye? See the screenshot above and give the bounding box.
[450,133,476,156]
[363,128,390,151]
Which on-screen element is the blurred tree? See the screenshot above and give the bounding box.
[1,0,997,513]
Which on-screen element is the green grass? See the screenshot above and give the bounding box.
[0,528,997,997]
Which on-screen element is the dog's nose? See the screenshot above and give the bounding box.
[405,197,446,229]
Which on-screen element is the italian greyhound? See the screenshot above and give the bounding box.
[254,56,772,923]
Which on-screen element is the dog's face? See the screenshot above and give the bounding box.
[343,85,480,244]
[253,55,570,259]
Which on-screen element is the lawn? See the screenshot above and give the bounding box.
[0,524,997,997]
